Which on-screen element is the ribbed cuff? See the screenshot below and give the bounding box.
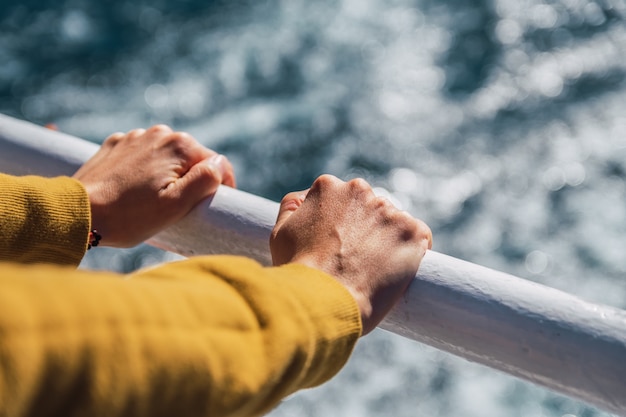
[269,262,363,387]
[0,174,90,266]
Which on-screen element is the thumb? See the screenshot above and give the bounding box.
[274,190,309,230]
[176,154,233,208]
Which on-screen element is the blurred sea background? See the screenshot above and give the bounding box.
[1,0,626,416]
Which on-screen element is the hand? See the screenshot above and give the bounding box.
[73,125,236,248]
[270,175,432,335]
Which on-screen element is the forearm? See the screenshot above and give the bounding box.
[0,173,90,265]
[0,256,361,417]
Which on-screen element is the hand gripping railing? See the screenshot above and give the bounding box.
[1,114,625,415]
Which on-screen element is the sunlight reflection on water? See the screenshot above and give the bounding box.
[2,0,626,415]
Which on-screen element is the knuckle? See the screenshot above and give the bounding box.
[171,131,192,142]
[103,132,123,146]
[127,128,145,138]
[150,124,171,132]
[409,218,433,247]
[165,131,195,149]
[375,196,395,210]
[147,124,172,135]
[315,174,338,186]
[311,174,339,192]
[347,177,370,192]
[391,212,429,240]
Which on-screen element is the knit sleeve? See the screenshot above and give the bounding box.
[0,173,90,266]
[0,255,362,417]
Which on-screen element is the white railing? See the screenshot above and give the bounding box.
[1,114,625,415]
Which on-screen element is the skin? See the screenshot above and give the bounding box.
[270,175,433,335]
[74,126,432,335]
[73,125,236,248]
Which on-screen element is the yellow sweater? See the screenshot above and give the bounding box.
[0,173,362,417]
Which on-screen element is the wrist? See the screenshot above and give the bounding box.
[291,255,374,335]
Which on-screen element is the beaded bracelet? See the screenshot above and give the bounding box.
[87,229,102,250]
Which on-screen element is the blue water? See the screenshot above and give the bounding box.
[2,0,625,415]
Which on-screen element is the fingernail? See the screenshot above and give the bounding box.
[207,154,226,176]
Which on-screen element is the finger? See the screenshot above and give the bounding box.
[175,154,229,204]
[394,211,433,250]
[146,124,173,136]
[419,219,433,250]
[203,154,234,188]
[127,128,146,140]
[218,155,237,188]
[375,195,397,210]
[102,132,124,148]
[400,213,433,250]
[347,177,377,202]
[275,189,309,230]
[310,174,341,194]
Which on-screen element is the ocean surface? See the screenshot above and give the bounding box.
[2,0,625,415]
